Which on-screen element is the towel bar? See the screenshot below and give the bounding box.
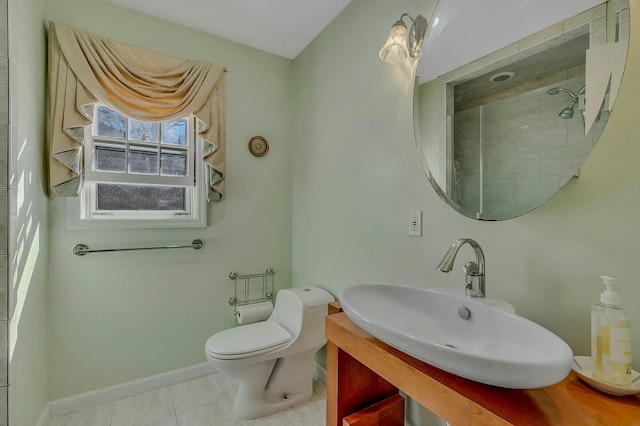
[72,239,203,256]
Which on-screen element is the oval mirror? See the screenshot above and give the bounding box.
[414,0,630,220]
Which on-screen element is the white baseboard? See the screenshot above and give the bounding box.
[49,362,215,417]
[313,361,327,384]
[35,403,51,426]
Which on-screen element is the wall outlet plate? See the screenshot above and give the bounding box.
[409,210,422,237]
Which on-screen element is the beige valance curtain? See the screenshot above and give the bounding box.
[48,21,227,201]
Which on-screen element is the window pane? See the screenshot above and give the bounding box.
[161,148,188,176]
[161,120,187,145]
[129,144,159,175]
[95,106,126,138]
[96,184,186,210]
[129,119,159,142]
[94,141,126,172]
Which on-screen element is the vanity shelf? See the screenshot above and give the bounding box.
[326,310,640,426]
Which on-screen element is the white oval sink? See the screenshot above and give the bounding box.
[340,284,573,389]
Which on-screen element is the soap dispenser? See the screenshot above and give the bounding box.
[591,276,632,386]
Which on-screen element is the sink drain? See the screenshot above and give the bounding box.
[458,306,471,320]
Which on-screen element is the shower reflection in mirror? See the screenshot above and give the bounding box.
[415,1,629,220]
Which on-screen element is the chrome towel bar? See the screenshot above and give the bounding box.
[72,239,203,256]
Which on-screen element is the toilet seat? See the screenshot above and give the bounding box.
[206,320,291,360]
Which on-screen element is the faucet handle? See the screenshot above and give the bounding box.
[463,262,479,291]
[463,261,485,297]
[463,261,479,276]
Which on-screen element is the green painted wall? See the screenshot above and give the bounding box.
[9,0,49,423]
[46,0,294,399]
[29,0,640,416]
[293,0,640,376]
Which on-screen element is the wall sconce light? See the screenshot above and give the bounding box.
[379,13,428,64]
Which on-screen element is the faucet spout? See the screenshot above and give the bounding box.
[437,238,485,297]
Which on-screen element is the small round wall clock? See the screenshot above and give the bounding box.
[248,136,269,157]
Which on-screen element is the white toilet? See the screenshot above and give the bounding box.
[205,286,335,420]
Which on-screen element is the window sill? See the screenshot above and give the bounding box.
[66,197,207,230]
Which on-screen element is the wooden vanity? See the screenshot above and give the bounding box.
[325,303,640,426]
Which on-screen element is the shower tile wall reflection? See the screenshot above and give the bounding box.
[429,1,630,220]
[452,71,607,219]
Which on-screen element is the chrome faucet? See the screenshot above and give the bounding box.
[437,238,485,298]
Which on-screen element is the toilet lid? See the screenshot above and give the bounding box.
[206,321,291,360]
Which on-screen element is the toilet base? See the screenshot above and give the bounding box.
[233,383,313,420]
[228,348,319,420]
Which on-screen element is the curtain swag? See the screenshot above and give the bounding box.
[48,21,227,201]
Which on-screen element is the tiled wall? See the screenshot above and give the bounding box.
[0,0,8,423]
[453,73,607,219]
[448,1,629,220]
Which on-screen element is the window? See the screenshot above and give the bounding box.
[67,105,206,229]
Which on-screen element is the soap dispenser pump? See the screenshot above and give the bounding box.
[591,276,632,386]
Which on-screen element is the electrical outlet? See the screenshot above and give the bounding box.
[409,210,422,237]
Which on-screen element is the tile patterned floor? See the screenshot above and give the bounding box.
[51,373,326,426]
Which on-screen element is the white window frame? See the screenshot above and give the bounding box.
[85,110,195,187]
[66,107,207,230]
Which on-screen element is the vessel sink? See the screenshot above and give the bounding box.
[340,284,573,389]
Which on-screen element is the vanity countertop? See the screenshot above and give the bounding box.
[326,311,640,426]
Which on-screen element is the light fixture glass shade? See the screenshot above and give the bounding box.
[378,21,409,64]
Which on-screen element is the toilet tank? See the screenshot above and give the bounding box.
[272,287,335,348]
